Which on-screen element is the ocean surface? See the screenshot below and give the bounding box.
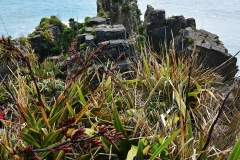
[0,0,240,66]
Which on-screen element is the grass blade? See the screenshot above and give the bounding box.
[21,133,41,149]
[114,107,131,156]
[150,129,181,160]
[127,145,138,160]
[228,138,240,160]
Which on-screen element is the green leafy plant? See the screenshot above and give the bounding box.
[0,30,239,160]
[80,42,86,50]
[97,10,109,18]
[84,17,91,25]
[215,38,221,45]
[122,4,131,12]
[188,37,195,44]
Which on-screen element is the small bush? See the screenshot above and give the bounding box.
[138,25,146,35]
[91,25,96,37]
[84,17,91,25]
[97,10,109,18]
[122,4,131,12]
[78,26,86,34]
[19,36,28,46]
[188,37,194,44]
[80,42,86,50]
[137,35,146,48]
[40,30,53,41]
[179,29,184,34]
[136,8,141,16]
[28,31,36,37]
[215,38,221,45]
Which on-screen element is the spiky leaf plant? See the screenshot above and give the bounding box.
[0,36,239,160]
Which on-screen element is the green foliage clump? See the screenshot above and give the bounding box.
[78,26,86,34]
[69,18,85,33]
[40,30,53,41]
[38,78,65,96]
[136,8,141,16]
[80,42,86,50]
[84,16,91,25]
[188,37,195,44]
[138,25,146,35]
[122,4,131,12]
[19,36,28,46]
[91,25,96,37]
[97,10,110,18]
[0,36,239,160]
[192,26,197,31]
[28,15,67,41]
[28,31,36,37]
[137,35,146,48]
[179,29,184,34]
[215,38,221,45]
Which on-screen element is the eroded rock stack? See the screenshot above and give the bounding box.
[145,5,196,47]
[144,5,238,80]
[28,25,61,61]
[175,27,238,80]
[97,0,141,35]
[77,16,135,72]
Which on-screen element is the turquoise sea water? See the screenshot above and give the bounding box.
[0,0,97,37]
[0,0,240,66]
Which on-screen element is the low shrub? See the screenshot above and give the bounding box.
[0,34,239,160]
[122,4,131,12]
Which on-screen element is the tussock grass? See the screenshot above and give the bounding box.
[0,37,239,159]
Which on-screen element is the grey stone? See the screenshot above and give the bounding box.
[77,34,87,45]
[145,8,196,46]
[84,27,93,34]
[147,27,166,46]
[97,0,111,12]
[98,39,131,60]
[143,5,155,27]
[95,24,126,44]
[97,0,141,35]
[147,9,166,31]
[89,17,106,27]
[115,60,134,72]
[85,34,95,47]
[175,27,238,80]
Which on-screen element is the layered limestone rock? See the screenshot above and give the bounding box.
[95,24,126,44]
[143,5,154,27]
[175,27,238,80]
[144,6,238,80]
[28,25,61,61]
[76,17,135,73]
[96,0,141,35]
[146,8,196,47]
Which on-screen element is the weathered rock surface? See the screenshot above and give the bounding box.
[97,0,111,12]
[95,24,126,44]
[28,25,61,61]
[143,5,154,27]
[97,0,141,35]
[75,18,134,75]
[98,39,131,60]
[88,17,107,27]
[144,6,237,80]
[28,34,51,61]
[146,8,196,47]
[175,27,238,80]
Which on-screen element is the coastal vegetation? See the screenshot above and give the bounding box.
[0,31,239,159]
[0,2,239,159]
